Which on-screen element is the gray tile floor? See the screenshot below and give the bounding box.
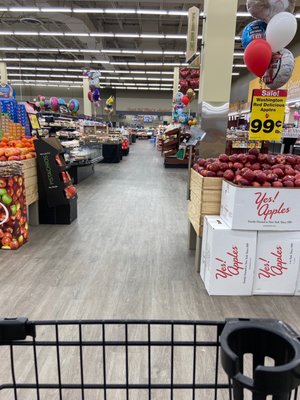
[1,141,300,331]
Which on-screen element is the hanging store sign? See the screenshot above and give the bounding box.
[186,6,199,63]
[249,89,287,141]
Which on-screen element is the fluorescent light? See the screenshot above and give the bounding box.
[134,77,148,80]
[234,64,246,68]
[0,47,16,51]
[234,52,244,57]
[143,50,163,54]
[15,31,38,35]
[10,7,40,12]
[161,72,173,75]
[0,8,8,11]
[105,8,136,13]
[130,71,146,74]
[161,78,173,81]
[168,10,188,16]
[60,49,80,53]
[80,49,100,53]
[41,8,72,12]
[90,33,114,37]
[146,71,161,74]
[111,62,127,65]
[18,48,38,51]
[74,59,91,63]
[20,58,38,62]
[115,33,139,38]
[102,49,122,53]
[40,32,64,36]
[164,51,184,55]
[145,62,163,66]
[122,77,134,80]
[232,72,240,76]
[122,50,142,54]
[140,34,164,38]
[165,34,186,39]
[128,62,145,65]
[65,32,89,37]
[91,60,110,64]
[235,36,241,40]
[0,31,13,35]
[137,10,167,15]
[39,48,59,52]
[73,8,104,13]
[236,11,251,17]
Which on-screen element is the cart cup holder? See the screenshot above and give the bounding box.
[220,319,300,400]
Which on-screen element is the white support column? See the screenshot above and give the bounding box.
[198,0,238,157]
[173,67,179,99]
[83,77,92,116]
[0,62,7,84]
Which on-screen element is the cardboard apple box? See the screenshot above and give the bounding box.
[221,180,300,231]
[200,216,257,296]
[253,232,300,295]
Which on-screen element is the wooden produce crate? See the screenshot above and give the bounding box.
[188,169,222,235]
[22,158,38,206]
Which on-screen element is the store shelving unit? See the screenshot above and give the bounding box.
[162,127,193,168]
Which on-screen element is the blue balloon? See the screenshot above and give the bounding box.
[177,108,184,116]
[58,98,66,106]
[242,20,267,49]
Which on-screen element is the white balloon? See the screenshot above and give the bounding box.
[266,12,297,52]
[263,48,294,89]
[247,0,296,22]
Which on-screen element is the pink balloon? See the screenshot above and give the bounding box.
[294,111,300,121]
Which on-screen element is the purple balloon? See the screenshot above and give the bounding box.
[93,88,100,102]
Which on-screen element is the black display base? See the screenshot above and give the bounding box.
[39,196,77,225]
[164,163,189,169]
[102,143,123,163]
[122,148,129,156]
[68,164,95,184]
[132,134,136,143]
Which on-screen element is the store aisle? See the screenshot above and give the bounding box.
[1,141,300,329]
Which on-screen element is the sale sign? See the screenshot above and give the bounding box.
[249,89,287,141]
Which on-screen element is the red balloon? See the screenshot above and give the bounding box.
[182,95,190,106]
[88,91,93,102]
[244,39,272,78]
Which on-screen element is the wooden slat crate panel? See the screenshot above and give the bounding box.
[22,158,38,206]
[190,191,221,214]
[188,201,202,236]
[22,158,37,170]
[190,169,222,190]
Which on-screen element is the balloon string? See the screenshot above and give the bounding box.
[259,78,263,89]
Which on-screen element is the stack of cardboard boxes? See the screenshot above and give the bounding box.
[200,180,300,295]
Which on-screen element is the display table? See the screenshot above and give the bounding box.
[67,156,104,184]
[102,143,123,163]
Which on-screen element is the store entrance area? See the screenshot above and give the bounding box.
[1,141,299,325]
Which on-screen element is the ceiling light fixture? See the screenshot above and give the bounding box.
[40,7,72,12]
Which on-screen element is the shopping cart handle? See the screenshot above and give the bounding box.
[0,317,35,343]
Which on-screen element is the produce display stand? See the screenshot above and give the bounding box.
[102,143,123,163]
[188,169,222,272]
[34,137,77,225]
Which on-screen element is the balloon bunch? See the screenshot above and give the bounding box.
[179,68,199,94]
[243,0,297,89]
[36,95,46,110]
[43,97,80,113]
[83,70,102,108]
[104,96,114,115]
[188,116,198,126]
[172,89,196,125]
